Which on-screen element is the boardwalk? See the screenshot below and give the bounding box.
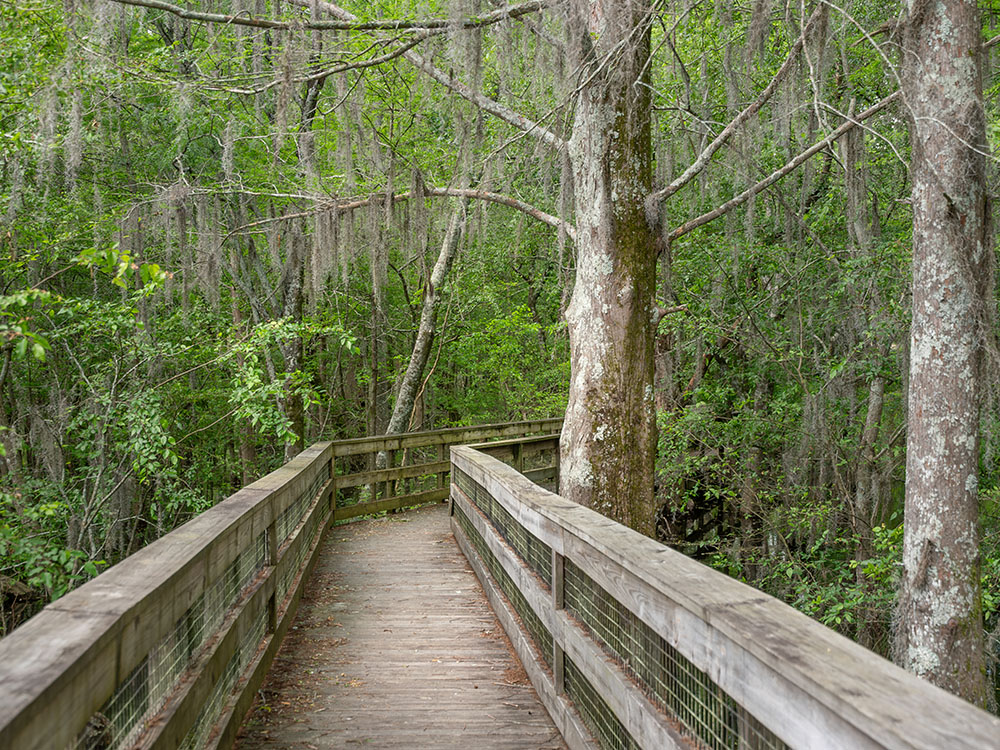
[236,502,566,749]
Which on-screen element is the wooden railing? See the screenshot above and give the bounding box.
[0,419,560,750]
[330,418,562,521]
[450,442,1000,750]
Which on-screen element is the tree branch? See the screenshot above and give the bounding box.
[110,0,548,32]
[404,48,565,149]
[286,0,565,150]
[646,5,824,221]
[224,186,575,241]
[667,91,900,245]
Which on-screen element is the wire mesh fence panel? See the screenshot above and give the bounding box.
[277,464,329,543]
[563,560,787,750]
[564,655,641,750]
[277,492,323,604]
[68,456,333,750]
[179,607,269,750]
[454,504,554,667]
[453,467,551,587]
[72,530,269,750]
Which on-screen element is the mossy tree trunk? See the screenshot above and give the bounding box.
[560,0,657,536]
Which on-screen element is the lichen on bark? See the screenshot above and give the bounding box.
[897,0,989,707]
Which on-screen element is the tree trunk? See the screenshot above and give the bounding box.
[560,0,657,536]
[897,0,989,706]
[384,201,466,435]
[282,231,306,462]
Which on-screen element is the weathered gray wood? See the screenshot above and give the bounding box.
[450,445,1000,750]
[0,608,120,750]
[451,512,598,750]
[453,487,688,750]
[329,420,561,525]
[210,480,334,750]
[236,504,567,749]
[335,459,450,489]
[142,569,274,750]
[331,418,562,457]
[0,442,334,750]
[472,434,560,455]
[332,487,449,521]
[524,465,558,487]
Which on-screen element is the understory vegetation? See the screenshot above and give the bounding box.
[1,0,999,707]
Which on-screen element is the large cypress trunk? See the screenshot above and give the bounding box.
[897,0,989,705]
[560,0,657,536]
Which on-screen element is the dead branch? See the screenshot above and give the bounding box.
[223,186,575,241]
[109,0,547,33]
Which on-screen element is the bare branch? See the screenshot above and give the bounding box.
[286,0,566,150]
[109,0,548,32]
[426,187,574,240]
[646,5,824,219]
[211,36,428,95]
[224,186,575,241]
[405,50,565,149]
[668,92,900,245]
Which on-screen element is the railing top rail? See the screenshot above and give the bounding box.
[451,444,1000,750]
[0,441,333,749]
[468,433,560,451]
[329,418,562,456]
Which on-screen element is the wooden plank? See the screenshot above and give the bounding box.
[331,419,563,457]
[450,488,555,633]
[556,606,690,750]
[451,514,598,750]
[0,608,121,750]
[454,489,688,750]
[336,459,451,489]
[333,487,449,521]
[211,486,334,749]
[524,466,558,486]
[236,504,567,750]
[141,568,274,750]
[141,479,334,748]
[0,443,334,750]
[474,435,560,457]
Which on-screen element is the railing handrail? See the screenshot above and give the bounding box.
[329,418,562,522]
[0,442,334,750]
[449,443,1000,750]
[0,419,563,750]
[328,418,564,456]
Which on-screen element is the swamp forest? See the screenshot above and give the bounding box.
[2,0,1000,713]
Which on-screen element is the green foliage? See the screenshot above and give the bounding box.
[443,305,568,424]
[0,489,105,604]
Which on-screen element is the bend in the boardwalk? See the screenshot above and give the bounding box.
[236,503,565,749]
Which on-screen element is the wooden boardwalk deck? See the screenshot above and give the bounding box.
[236,502,566,749]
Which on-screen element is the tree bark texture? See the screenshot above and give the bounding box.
[898,0,989,706]
[384,201,466,436]
[560,0,657,536]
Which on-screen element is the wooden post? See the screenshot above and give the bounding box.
[446,444,455,516]
[437,442,446,491]
[552,548,565,695]
[386,449,396,501]
[367,448,377,504]
[329,454,338,518]
[267,518,278,632]
[513,442,524,474]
